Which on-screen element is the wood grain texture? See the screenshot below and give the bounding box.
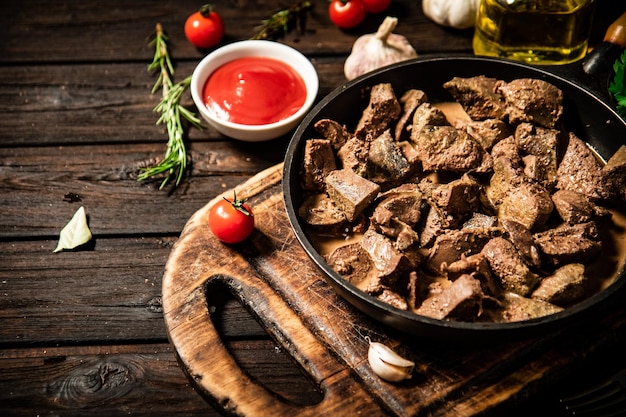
[162,164,626,416]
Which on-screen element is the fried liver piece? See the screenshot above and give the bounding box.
[326,242,375,290]
[515,122,560,187]
[466,118,511,151]
[367,129,412,185]
[556,133,611,201]
[326,168,380,222]
[532,263,587,307]
[314,119,350,151]
[360,228,412,281]
[533,221,602,266]
[498,181,554,231]
[301,139,337,192]
[298,194,346,229]
[411,125,489,173]
[355,83,401,140]
[495,78,563,128]
[414,274,484,320]
[482,237,540,297]
[551,189,595,224]
[443,76,507,120]
[395,89,428,141]
[495,292,563,322]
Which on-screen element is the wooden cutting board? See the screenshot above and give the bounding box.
[162,163,626,417]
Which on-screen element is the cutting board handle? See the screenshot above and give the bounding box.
[162,165,388,416]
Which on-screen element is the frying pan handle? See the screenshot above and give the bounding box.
[582,11,626,75]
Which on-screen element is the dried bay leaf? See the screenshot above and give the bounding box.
[53,206,93,253]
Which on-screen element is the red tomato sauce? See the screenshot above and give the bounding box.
[203,56,307,125]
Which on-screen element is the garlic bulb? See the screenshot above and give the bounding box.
[422,0,480,30]
[344,17,417,81]
[367,340,415,382]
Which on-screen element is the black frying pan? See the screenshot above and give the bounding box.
[283,55,626,341]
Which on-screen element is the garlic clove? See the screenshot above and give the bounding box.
[367,340,415,382]
[344,17,417,81]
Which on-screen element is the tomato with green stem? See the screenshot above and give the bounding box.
[329,0,366,29]
[184,4,225,49]
[208,192,254,244]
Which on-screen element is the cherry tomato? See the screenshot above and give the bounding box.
[208,193,254,244]
[184,4,224,49]
[329,0,366,29]
[361,0,391,14]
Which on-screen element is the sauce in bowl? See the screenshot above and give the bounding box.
[202,56,307,126]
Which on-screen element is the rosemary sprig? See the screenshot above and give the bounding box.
[138,23,204,189]
[252,1,313,40]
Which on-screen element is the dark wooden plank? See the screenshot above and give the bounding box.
[0,60,347,146]
[0,140,287,238]
[0,342,323,416]
[0,0,473,64]
[0,237,274,344]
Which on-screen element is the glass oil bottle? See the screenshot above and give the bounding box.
[473,0,596,65]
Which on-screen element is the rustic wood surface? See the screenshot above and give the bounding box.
[1,1,625,416]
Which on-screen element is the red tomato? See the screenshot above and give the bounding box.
[208,193,254,244]
[184,4,224,49]
[361,0,391,14]
[328,0,366,29]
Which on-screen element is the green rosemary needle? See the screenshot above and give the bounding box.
[138,23,204,189]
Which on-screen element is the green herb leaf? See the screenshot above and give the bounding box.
[53,206,93,253]
[609,49,626,120]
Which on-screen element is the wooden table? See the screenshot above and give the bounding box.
[1,1,625,416]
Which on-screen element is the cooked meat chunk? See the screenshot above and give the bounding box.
[395,89,428,141]
[446,253,502,297]
[298,194,346,228]
[602,145,626,201]
[326,242,375,290]
[501,219,541,268]
[556,133,611,201]
[367,129,412,184]
[495,293,563,322]
[426,228,497,274]
[301,139,337,191]
[495,78,563,128]
[552,189,595,224]
[411,125,489,173]
[419,203,446,248]
[337,137,370,177]
[466,119,511,151]
[373,183,423,226]
[498,181,554,231]
[411,102,449,135]
[415,274,484,320]
[515,123,560,186]
[486,136,524,207]
[361,228,412,280]
[532,263,587,306]
[431,174,481,219]
[326,169,380,222]
[482,237,540,296]
[355,83,401,140]
[314,119,350,151]
[443,76,507,120]
[533,222,602,265]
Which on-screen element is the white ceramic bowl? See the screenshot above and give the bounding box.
[190,40,319,142]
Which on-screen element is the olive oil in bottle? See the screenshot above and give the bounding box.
[473,0,596,65]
